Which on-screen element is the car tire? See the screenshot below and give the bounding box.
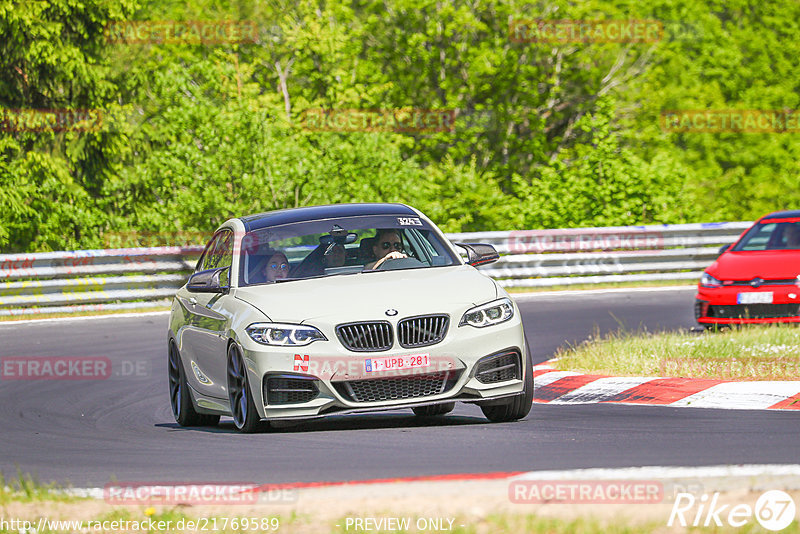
[227,344,268,433]
[168,342,220,427]
[480,342,534,423]
[412,403,455,417]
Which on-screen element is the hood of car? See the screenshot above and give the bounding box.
[233,265,499,324]
[708,250,800,280]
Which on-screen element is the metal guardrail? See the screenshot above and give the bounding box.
[452,222,751,288]
[0,222,752,316]
[0,247,203,316]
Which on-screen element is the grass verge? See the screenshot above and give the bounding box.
[555,324,800,380]
[0,471,83,505]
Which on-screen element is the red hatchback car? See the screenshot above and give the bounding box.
[696,210,800,327]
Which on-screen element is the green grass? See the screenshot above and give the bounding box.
[555,324,800,380]
[0,470,83,504]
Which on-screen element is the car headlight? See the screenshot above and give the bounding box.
[700,272,722,288]
[246,323,327,346]
[459,298,515,328]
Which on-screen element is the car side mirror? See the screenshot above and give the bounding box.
[718,244,731,255]
[187,267,230,293]
[454,243,500,267]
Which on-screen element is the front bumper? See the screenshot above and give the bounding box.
[238,318,528,420]
[695,285,800,324]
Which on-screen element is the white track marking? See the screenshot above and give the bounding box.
[671,381,800,410]
[533,370,581,388]
[510,464,800,481]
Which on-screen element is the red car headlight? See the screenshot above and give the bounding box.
[700,272,722,289]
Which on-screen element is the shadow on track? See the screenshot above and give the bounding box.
[155,412,488,434]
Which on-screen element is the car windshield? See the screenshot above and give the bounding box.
[732,220,800,251]
[238,215,460,286]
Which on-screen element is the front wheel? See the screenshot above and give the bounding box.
[168,342,220,427]
[227,344,268,433]
[480,344,534,423]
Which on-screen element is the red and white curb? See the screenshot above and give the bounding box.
[533,363,800,410]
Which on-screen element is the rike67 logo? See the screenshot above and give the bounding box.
[669,490,797,531]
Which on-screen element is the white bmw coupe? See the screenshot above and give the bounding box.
[168,203,532,432]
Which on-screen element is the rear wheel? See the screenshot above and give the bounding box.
[168,342,220,427]
[227,345,268,433]
[412,403,455,417]
[481,343,534,423]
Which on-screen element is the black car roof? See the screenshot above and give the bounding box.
[239,203,418,232]
[759,210,800,220]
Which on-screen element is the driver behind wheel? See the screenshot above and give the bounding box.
[365,229,407,269]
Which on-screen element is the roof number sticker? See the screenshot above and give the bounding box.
[397,217,423,226]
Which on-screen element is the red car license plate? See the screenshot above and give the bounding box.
[737,292,773,304]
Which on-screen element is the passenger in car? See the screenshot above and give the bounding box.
[365,229,408,269]
[263,251,290,282]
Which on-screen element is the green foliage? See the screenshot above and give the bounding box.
[1,0,799,252]
[0,0,137,250]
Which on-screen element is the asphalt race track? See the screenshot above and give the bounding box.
[1,287,798,487]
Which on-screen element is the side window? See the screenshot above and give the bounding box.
[206,230,234,270]
[196,234,221,273]
[196,230,234,272]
